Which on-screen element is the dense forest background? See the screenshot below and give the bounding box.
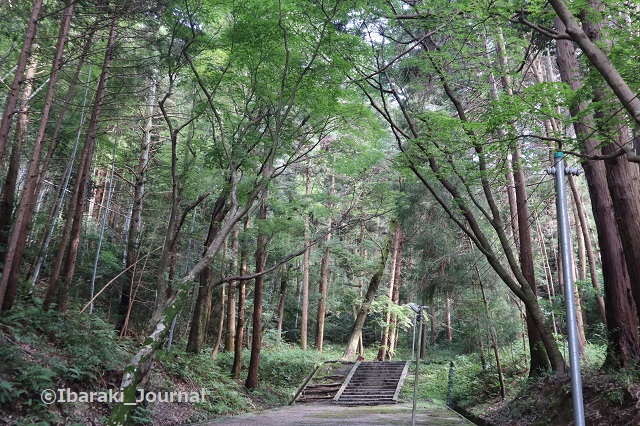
[1,0,640,424]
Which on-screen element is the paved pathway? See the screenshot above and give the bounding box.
[191,401,471,425]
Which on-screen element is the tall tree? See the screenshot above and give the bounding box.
[246,189,268,389]
[0,0,42,169]
[315,171,334,352]
[555,17,640,367]
[1,0,76,311]
[43,11,117,312]
[0,45,37,271]
[300,163,312,349]
[342,221,394,361]
[117,78,158,330]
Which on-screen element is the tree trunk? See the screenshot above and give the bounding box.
[117,78,157,330]
[378,224,401,360]
[429,305,436,347]
[246,190,268,389]
[555,18,640,367]
[550,0,640,127]
[186,196,229,353]
[56,14,116,314]
[0,0,43,167]
[580,4,640,325]
[277,266,287,340]
[535,213,559,335]
[479,277,506,401]
[315,172,334,352]
[445,295,452,346]
[0,46,37,271]
[225,226,239,351]
[28,36,95,287]
[341,221,394,361]
[233,218,250,379]
[494,28,551,374]
[2,1,78,311]
[513,144,551,375]
[211,285,225,358]
[568,175,606,324]
[300,163,311,349]
[388,229,403,357]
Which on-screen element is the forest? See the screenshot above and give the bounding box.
[1,0,640,425]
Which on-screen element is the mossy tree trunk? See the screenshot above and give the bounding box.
[341,221,394,361]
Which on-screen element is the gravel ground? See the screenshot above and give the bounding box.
[189,401,471,425]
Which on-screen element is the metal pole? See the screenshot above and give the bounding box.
[550,152,585,426]
[411,314,416,362]
[412,310,422,426]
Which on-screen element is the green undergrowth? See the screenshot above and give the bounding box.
[0,303,130,425]
[0,303,352,425]
[398,341,608,414]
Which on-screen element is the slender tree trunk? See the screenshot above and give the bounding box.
[89,169,106,220]
[341,221,394,361]
[277,266,287,340]
[2,1,78,311]
[494,27,551,374]
[568,175,606,324]
[117,78,157,331]
[388,229,403,357]
[357,218,366,356]
[430,305,436,347]
[225,227,239,351]
[0,47,37,270]
[186,196,229,353]
[28,44,94,287]
[315,172,334,352]
[89,134,118,315]
[378,224,401,360]
[57,14,116,314]
[233,218,249,379]
[0,0,43,168]
[535,213,558,335]
[479,276,506,401]
[211,285,225,358]
[445,295,452,346]
[246,190,268,389]
[513,144,551,374]
[300,163,311,349]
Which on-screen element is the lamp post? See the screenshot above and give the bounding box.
[547,152,585,426]
[406,303,427,426]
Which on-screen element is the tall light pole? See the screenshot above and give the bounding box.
[406,303,427,426]
[547,152,585,426]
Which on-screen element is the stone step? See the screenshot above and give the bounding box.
[343,386,397,390]
[337,397,397,403]
[341,391,396,397]
[338,395,396,400]
[333,360,409,406]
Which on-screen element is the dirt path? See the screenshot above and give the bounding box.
[190,401,471,425]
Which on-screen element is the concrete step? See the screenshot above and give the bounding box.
[333,360,409,406]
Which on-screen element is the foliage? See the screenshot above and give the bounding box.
[0,304,129,424]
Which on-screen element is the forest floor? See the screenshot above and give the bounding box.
[471,372,640,425]
[194,401,470,425]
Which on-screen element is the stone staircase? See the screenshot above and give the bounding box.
[293,361,354,403]
[333,361,409,405]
